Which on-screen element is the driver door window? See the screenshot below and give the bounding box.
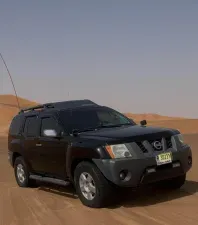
[40,117,60,137]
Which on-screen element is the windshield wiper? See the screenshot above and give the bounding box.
[71,127,100,136]
[98,123,132,128]
[71,123,132,136]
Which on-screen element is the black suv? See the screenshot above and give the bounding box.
[8,100,192,208]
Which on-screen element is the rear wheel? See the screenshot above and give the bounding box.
[14,157,37,188]
[74,161,114,208]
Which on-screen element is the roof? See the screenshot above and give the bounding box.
[44,99,97,109]
[18,99,99,115]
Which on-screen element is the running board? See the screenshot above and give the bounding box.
[29,175,70,186]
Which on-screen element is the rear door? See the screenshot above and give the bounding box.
[36,116,67,179]
[22,115,40,172]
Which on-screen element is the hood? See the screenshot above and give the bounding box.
[79,125,179,142]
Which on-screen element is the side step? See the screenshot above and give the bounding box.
[29,175,70,186]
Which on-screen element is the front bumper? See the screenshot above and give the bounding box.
[93,145,192,187]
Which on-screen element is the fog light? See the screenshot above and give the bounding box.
[119,170,128,180]
[188,156,192,165]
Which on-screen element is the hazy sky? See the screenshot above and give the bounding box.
[0,1,198,118]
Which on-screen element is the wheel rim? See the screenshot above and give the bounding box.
[16,164,26,183]
[79,172,96,200]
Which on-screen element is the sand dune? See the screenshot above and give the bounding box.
[125,112,184,121]
[0,95,37,124]
[0,95,198,135]
[0,94,37,108]
[0,95,37,134]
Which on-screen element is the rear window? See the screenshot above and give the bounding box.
[24,116,39,137]
[9,116,23,136]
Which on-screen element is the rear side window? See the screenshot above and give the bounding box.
[9,116,23,135]
[24,116,39,137]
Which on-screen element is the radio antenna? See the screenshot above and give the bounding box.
[0,53,20,110]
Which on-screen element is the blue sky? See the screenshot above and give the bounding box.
[0,0,198,118]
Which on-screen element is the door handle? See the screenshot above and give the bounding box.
[36,143,42,147]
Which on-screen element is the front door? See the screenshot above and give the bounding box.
[36,116,67,179]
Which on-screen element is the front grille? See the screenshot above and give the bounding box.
[165,137,173,148]
[148,139,163,151]
[136,136,173,153]
[136,142,148,153]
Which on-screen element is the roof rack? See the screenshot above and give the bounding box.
[19,104,54,114]
[43,100,98,109]
[18,99,97,114]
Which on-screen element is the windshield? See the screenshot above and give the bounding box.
[59,107,136,133]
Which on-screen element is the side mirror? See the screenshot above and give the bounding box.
[140,120,147,126]
[43,129,59,137]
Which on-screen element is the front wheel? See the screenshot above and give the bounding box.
[74,161,114,208]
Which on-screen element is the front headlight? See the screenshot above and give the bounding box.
[174,134,184,144]
[105,144,132,158]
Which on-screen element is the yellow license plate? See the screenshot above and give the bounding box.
[156,152,172,165]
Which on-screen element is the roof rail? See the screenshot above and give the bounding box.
[18,99,97,114]
[42,100,98,109]
[19,104,54,114]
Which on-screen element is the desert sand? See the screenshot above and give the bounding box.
[0,134,197,225]
[0,95,198,224]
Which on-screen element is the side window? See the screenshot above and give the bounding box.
[40,117,60,136]
[24,116,39,137]
[9,116,23,136]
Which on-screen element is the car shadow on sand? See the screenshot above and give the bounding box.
[37,182,78,199]
[109,180,198,208]
[36,180,198,208]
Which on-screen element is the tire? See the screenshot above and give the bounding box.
[160,174,186,190]
[14,156,37,188]
[74,161,114,208]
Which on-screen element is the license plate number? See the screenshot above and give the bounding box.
[156,152,172,165]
